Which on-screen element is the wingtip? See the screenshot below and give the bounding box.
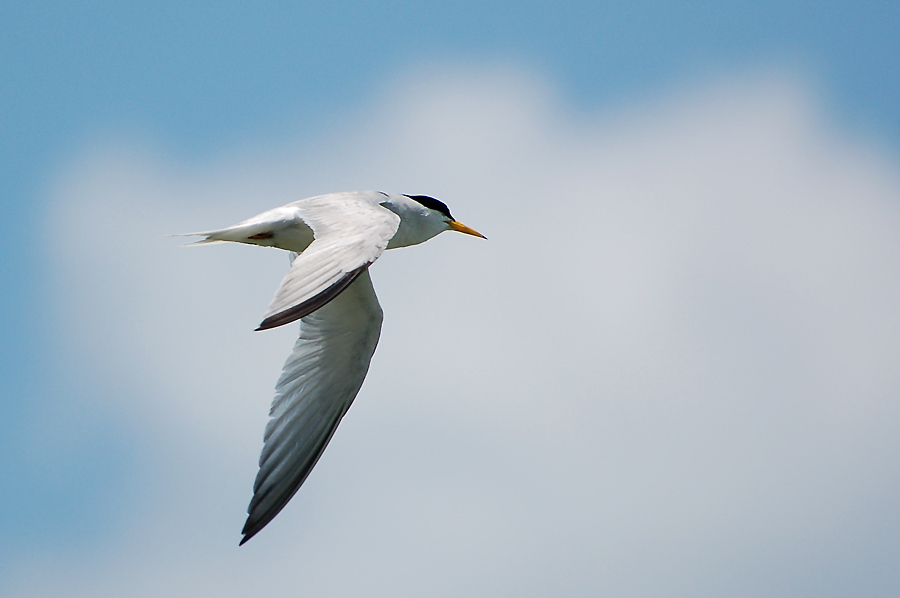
[255,317,278,331]
[240,520,257,545]
[256,264,370,332]
[255,315,283,331]
[241,517,265,545]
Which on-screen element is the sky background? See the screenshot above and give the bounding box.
[3,2,900,596]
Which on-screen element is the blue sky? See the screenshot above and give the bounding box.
[6,0,899,405]
[3,2,900,596]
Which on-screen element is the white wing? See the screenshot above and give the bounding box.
[256,192,400,330]
[241,269,384,544]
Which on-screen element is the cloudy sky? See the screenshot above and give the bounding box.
[3,2,900,596]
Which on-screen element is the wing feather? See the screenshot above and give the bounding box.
[256,265,368,330]
[240,269,384,545]
[256,192,399,330]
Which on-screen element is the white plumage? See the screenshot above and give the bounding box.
[179,191,484,544]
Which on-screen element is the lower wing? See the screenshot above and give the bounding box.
[241,269,384,544]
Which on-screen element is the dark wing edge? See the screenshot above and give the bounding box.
[255,264,369,331]
[239,408,346,545]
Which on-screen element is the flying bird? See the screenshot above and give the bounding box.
[180,191,485,544]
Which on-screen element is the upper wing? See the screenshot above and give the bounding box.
[241,269,384,545]
[256,192,400,330]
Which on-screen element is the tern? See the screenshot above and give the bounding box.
[181,191,485,544]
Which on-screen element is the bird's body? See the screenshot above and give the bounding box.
[180,191,484,544]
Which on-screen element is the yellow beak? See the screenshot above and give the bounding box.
[448,220,487,239]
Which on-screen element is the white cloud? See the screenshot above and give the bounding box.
[12,65,900,596]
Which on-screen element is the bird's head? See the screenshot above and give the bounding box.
[382,193,486,248]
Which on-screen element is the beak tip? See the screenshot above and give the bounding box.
[449,220,486,239]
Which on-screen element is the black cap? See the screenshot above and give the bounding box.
[404,194,454,220]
